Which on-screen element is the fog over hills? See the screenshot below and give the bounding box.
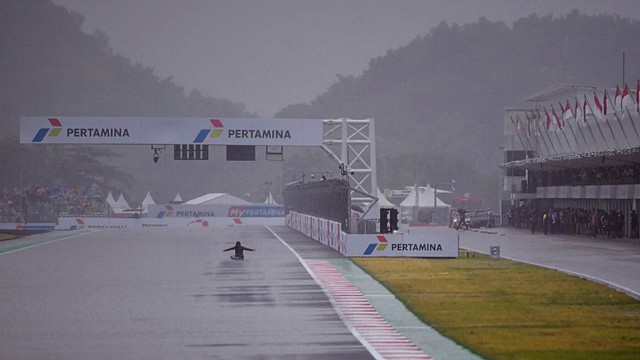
[2,0,639,207]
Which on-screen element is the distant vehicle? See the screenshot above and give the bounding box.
[465,210,496,228]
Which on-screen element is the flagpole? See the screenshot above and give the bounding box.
[636,79,640,113]
[558,101,578,152]
[625,106,639,146]
[595,92,620,148]
[604,88,632,147]
[537,109,558,154]
[544,106,566,153]
[552,105,574,152]
[575,117,590,151]
[562,100,588,151]
[578,96,599,148]
[541,109,559,154]
[573,98,592,152]
[584,94,610,149]
[509,115,529,154]
[526,111,551,155]
[516,113,536,152]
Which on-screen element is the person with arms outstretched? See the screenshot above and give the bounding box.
[224,241,255,260]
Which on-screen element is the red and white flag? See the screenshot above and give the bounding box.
[622,83,635,110]
[593,93,605,121]
[544,108,552,130]
[561,99,572,121]
[615,85,622,111]
[551,105,563,129]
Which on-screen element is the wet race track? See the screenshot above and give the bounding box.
[0,226,376,359]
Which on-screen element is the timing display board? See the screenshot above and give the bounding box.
[174,144,209,160]
[20,117,323,146]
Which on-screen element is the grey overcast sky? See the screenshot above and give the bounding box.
[52,0,639,117]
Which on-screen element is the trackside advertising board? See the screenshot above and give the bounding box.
[286,211,458,258]
[344,233,458,257]
[54,217,285,230]
[20,117,323,146]
[0,217,286,231]
[148,204,284,218]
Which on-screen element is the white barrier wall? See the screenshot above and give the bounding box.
[286,211,458,258]
[286,211,344,252]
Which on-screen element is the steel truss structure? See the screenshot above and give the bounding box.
[322,118,377,205]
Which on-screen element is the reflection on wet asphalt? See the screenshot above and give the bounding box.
[0,226,374,359]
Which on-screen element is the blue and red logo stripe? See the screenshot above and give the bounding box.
[194,118,224,143]
[32,118,62,142]
[363,235,388,255]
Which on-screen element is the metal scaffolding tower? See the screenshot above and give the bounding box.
[322,118,377,205]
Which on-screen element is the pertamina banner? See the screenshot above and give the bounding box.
[20,117,324,146]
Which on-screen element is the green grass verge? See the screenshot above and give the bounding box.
[352,251,640,360]
[0,233,16,241]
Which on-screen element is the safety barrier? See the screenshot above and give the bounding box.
[286,211,458,258]
[0,217,285,231]
[286,211,343,252]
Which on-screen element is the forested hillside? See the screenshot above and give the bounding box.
[277,11,640,203]
[0,0,272,204]
[2,1,639,206]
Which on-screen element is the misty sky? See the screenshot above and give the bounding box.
[52,0,639,117]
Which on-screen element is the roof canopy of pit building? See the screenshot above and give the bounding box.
[501,82,640,171]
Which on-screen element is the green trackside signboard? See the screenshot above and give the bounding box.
[20,117,324,146]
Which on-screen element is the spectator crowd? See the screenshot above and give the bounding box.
[1,183,108,222]
[508,204,638,239]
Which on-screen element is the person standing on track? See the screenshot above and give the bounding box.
[224,241,255,260]
[456,208,468,230]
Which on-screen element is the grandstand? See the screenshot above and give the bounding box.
[501,83,640,237]
[1,184,108,223]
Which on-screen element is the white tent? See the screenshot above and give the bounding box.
[107,193,132,214]
[359,188,398,220]
[105,191,116,210]
[399,184,450,223]
[400,184,450,208]
[172,193,183,203]
[185,193,251,205]
[377,188,397,208]
[264,192,278,205]
[141,191,156,212]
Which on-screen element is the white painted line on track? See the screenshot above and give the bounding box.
[0,229,93,256]
[266,226,385,360]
